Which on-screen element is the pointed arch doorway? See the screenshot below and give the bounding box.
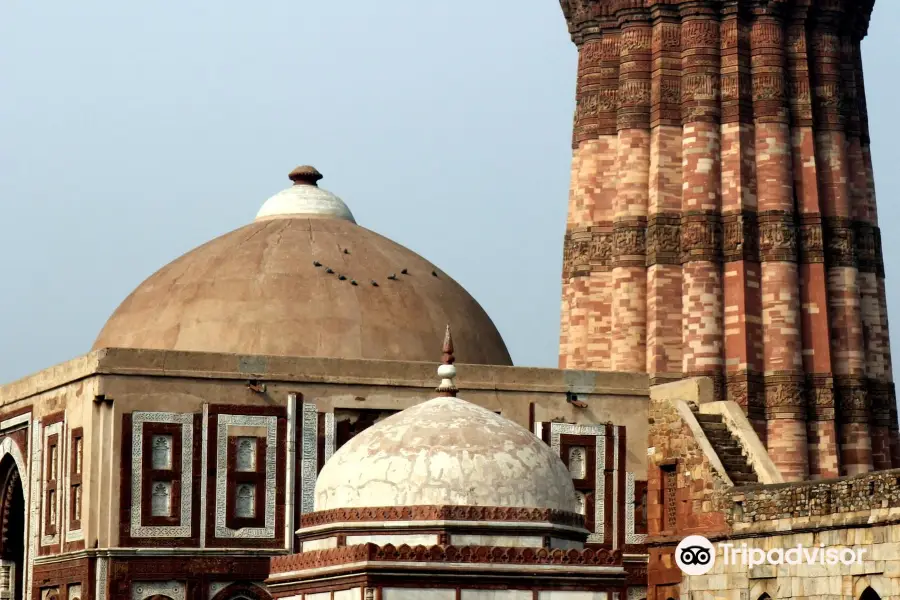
[0,454,25,600]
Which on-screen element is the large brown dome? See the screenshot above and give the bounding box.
[92,169,512,365]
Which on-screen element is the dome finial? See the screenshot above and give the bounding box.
[289,165,323,187]
[436,324,458,397]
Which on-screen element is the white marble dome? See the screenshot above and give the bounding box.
[314,396,580,513]
[255,165,356,223]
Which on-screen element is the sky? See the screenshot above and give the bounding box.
[0,1,898,384]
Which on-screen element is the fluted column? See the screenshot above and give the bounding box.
[720,2,765,440]
[749,6,808,480]
[611,8,652,372]
[647,7,684,386]
[679,5,724,398]
[786,7,839,479]
[810,6,872,475]
[561,24,620,370]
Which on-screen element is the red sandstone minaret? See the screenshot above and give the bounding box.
[557,0,897,481]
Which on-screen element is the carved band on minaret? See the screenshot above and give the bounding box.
[558,0,892,479]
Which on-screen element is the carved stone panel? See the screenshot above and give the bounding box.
[722,211,759,262]
[758,211,797,262]
[646,213,681,266]
[681,212,722,263]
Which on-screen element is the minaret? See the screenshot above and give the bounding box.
[557,0,896,481]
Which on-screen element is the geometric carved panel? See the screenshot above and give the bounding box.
[214,414,277,539]
[130,412,194,538]
[40,421,63,547]
[625,472,647,545]
[539,422,607,545]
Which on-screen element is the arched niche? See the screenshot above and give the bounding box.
[0,454,25,600]
[860,587,881,600]
[210,583,271,600]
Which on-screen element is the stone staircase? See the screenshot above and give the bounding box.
[692,411,759,486]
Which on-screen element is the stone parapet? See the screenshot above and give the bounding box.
[729,468,900,526]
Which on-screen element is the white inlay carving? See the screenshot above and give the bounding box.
[548,422,606,544]
[131,580,185,600]
[151,482,173,517]
[95,557,108,600]
[40,421,62,547]
[151,435,173,470]
[324,412,336,462]
[200,405,209,548]
[67,584,81,600]
[613,426,620,548]
[285,395,297,550]
[131,412,194,538]
[235,484,256,518]
[300,403,317,515]
[574,491,586,515]
[625,472,647,545]
[215,415,277,538]
[568,446,587,479]
[236,437,257,472]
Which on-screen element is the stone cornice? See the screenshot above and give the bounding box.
[269,543,623,577]
[299,505,587,531]
[560,1,876,45]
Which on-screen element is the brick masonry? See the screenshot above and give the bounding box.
[558,0,896,480]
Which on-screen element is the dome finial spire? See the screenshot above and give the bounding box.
[289,165,323,187]
[436,324,458,397]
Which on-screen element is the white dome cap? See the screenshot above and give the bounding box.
[314,346,580,513]
[255,166,356,223]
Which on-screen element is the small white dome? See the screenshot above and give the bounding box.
[314,396,580,513]
[255,165,356,223]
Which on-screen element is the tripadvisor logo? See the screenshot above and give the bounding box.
[676,535,716,575]
[675,534,867,576]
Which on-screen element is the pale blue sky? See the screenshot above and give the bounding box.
[1,2,898,383]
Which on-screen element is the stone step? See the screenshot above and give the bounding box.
[695,413,723,424]
[699,421,727,432]
[722,463,754,475]
[731,475,759,485]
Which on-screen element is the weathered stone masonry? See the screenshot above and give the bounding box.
[558,0,897,480]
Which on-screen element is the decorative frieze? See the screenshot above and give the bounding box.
[799,214,825,264]
[726,371,764,417]
[681,212,721,263]
[764,374,806,418]
[854,221,877,273]
[834,377,870,423]
[868,380,894,425]
[824,217,856,268]
[646,214,680,266]
[300,505,585,529]
[758,211,797,263]
[613,219,647,267]
[807,374,836,421]
[564,227,615,277]
[270,542,622,575]
[722,211,759,263]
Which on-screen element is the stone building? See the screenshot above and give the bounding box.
[0,170,650,600]
[266,347,629,599]
[2,0,899,599]
[557,0,898,481]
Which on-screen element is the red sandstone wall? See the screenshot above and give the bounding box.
[646,391,731,600]
[559,0,894,481]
